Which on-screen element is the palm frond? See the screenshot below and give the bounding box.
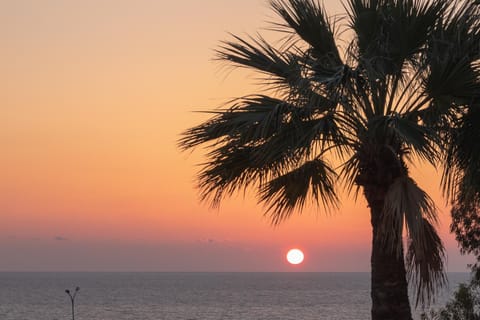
[423,57,480,108]
[269,0,352,109]
[196,113,347,206]
[382,176,446,306]
[216,34,304,89]
[197,144,263,207]
[339,151,361,198]
[443,104,480,202]
[270,0,342,63]
[251,113,345,168]
[346,0,447,77]
[388,115,439,165]
[423,0,480,106]
[179,93,348,156]
[406,218,446,307]
[178,95,299,150]
[216,33,346,110]
[260,158,338,224]
[383,176,438,253]
[186,94,348,209]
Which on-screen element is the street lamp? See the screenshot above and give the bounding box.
[65,286,80,320]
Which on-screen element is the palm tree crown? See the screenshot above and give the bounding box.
[180,0,480,317]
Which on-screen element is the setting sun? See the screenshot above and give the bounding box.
[286,249,304,265]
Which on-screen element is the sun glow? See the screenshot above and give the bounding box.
[286,249,304,265]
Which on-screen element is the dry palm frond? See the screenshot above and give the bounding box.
[406,218,446,307]
[382,176,446,306]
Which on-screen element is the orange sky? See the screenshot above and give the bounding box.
[1,0,472,271]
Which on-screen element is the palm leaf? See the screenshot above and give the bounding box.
[251,114,343,166]
[388,115,439,165]
[270,0,342,64]
[346,0,447,77]
[217,34,303,88]
[406,218,446,307]
[197,144,263,207]
[269,0,351,107]
[423,0,480,105]
[260,158,338,224]
[382,176,445,306]
[191,107,347,208]
[443,104,480,202]
[423,56,480,106]
[178,95,299,150]
[179,94,336,148]
[383,176,438,253]
[340,153,361,198]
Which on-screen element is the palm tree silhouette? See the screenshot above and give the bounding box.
[179,1,480,319]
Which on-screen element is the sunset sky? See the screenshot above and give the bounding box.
[2,0,472,271]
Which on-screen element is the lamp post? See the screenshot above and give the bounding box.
[65,286,80,320]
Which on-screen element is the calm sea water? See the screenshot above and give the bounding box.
[0,272,470,320]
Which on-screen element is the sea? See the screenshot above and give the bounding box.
[0,272,470,320]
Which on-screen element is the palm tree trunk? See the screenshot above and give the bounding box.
[366,184,412,320]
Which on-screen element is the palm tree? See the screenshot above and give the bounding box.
[179,0,480,319]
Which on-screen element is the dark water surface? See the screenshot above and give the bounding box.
[0,272,469,320]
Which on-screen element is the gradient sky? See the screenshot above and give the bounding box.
[1,0,473,271]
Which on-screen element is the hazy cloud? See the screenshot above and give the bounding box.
[197,238,238,246]
[197,238,217,244]
[54,236,68,241]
